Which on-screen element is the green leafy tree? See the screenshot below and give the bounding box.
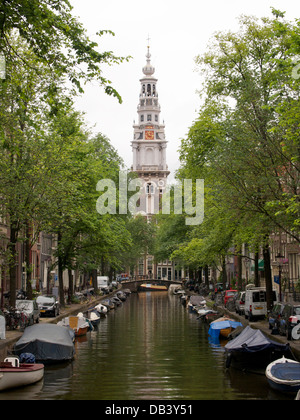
[0,0,130,99]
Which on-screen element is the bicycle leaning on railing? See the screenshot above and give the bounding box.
[3,307,29,332]
[225,296,236,312]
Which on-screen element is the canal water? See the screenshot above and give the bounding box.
[0,292,293,400]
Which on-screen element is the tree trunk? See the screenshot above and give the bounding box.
[8,225,18,308]
[92,268,97,292]
[204,265,209,288]
[67,268,73,305]
[237,252,242,290]
[263,244,273,312]
[25,222,33,300]
[57,232,65,307]
[222,257,227,290]
[254,251,260,287]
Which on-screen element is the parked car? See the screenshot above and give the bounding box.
[277,303,300,339]
[235,291,245,315]
[244,287,278,321]
[36,295,60,318]
[16,300,40,325]
[268,302,285,330]
[224,290,238,306]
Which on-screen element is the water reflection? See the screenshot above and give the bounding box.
[0,292,295,400]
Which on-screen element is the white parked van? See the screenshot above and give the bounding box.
[244,285,278,321]
[97,276,110,293]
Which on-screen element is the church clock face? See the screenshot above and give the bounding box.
[145,125,154,140]
[145,130,154,140]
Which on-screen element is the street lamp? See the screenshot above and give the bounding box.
[275,253,284,302]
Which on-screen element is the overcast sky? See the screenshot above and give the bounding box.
[70,0,300,181]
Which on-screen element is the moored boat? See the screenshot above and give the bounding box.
[139,283,168,292]
[101,298,115,310]
[116,291,127,301]
[187,296,206,313]
[122,289,132,296]
[225,326,294,372]
[14,324,75,363]
[266,357,300,394]
[0,356,44,392]
[208,317,243,339]
[94,303,108,317]
[197,307,218,320]
[58,315,90,337]
[78,311,100,329]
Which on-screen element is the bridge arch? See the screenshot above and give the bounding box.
[121,279,183,293]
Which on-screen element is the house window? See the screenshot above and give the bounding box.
[147,114,152,121]
[155,115,158,122]
[141,115,144,122]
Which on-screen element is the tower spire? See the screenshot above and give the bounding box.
[131,45,169,215]
[143,37,155,77]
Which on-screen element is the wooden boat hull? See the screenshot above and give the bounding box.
[75,326,89,337]
[0,364,44,391]
[219,327,233,338]
[139,284,168,292]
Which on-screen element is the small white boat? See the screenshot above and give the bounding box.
[187,296,206,313]
[197,307,218,319]
[58,315,90,337]
[94,303,108,317]
[0,356,44,392]
[266,356,300,394]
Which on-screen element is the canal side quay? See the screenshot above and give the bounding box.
[1,290,300,366]
[0,290,118,361]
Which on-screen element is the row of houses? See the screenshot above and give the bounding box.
[0,223,85,306]
[222,233,300,300]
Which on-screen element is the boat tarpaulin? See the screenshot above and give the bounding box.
[225,326,290,353]
[208,319,243,338]
[14,324,75,363]
[189,296,205,305]
[270,362,300,381]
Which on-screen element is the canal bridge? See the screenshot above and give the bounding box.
[121,278,183,293]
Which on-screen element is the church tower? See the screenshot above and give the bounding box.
[131,46,170,216]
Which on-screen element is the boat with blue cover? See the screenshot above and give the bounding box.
[266,357,300,394]
[208,317,243,339]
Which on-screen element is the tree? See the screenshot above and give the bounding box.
[195,11,300,242]
[175,10,300,309]
[0,2,130,306]
[0,0,129,99]
[0,35,63,307]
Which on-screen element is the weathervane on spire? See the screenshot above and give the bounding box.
[143,35,155,76]
[146,34,151,60]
